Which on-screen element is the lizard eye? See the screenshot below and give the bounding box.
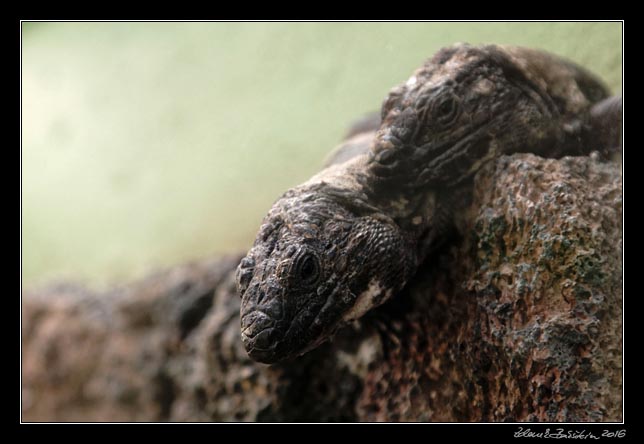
[296,253,320,286]
[433,94,459,127]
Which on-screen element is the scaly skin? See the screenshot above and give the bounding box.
[236,44,621,364]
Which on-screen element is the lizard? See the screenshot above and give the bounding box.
[235,43,622,364]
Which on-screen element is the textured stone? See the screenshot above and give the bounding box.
[22,153,622,422]
[357,154,622,421]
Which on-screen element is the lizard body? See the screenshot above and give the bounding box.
[236,44,621,364]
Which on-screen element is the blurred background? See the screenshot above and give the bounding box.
[22,22,622,288]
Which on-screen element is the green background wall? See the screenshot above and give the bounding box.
[22,22,623,287]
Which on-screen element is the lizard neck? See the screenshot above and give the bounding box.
[302,153,436,226]
[298,153,440,261]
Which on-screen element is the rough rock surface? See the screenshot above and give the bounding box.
[22,153,622,422]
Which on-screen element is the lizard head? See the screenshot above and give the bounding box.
[236,188,414,364]
[368,43,603,189]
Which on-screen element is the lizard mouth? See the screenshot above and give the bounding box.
[240,294,330,364]
[240,295,287,363]
[368,119,494,189]
[240,311,281,362]
[240,279,342,364]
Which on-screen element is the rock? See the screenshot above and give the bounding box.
[22,153,622,422]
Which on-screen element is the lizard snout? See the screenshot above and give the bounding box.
[240,289,285,360]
